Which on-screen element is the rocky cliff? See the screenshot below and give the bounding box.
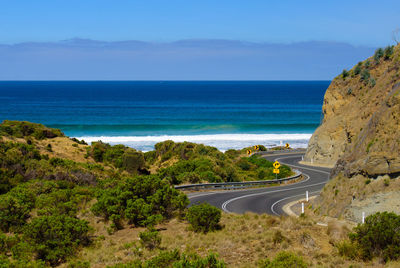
[305,44,400,219]
[305,44,400,177]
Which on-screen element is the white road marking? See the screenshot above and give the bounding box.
[270,190,321,215]
[222,154,330,214]
[221,174,322,213]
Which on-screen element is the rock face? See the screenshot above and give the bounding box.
[305,44,400,177]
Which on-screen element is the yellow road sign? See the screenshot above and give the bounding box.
[253,145,259,151]
[247,149,252,155]
[273,169,280,174]
[273,161,281,169]
[285,143,290,148]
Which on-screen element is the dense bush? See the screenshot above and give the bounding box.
[158,152,292,184]
[369,77,376,87]
[0,120,63,139]
[349,212,400,261]
[139,227,162,250]
[154,141,225,163]
[342,69,349,79]
[0,141,42,193]
[36,186,93,217]
[374,48,384,62]
[384,45,394,60]
[122,151,146,174]
[70,137,88,145]
[0,185,36,232]
[92,175,188,229]
[23,215,91,265]
[88,142,147,174]
[360,69,370,83]
[158,157,225,184]
[186,203,221,233]
[0,140,100,195]
[258,251,307,268]
[353,62,362,75]
[110,249,225,268]
[336,240,360,260]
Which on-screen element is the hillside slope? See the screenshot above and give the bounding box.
[304,44,400,218]
[305,44,400,176]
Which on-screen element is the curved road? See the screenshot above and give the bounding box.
[188,152,332,215]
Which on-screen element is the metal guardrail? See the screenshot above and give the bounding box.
[256,148,306,155]
[174,169,302,190]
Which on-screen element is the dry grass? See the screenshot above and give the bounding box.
[315,173,400,219]
[36,137,93,163]
[62,211,387,267]
[1,135,94,163]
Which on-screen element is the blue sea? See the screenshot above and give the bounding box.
[0,81,328,151]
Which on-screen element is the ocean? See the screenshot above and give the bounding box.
[0,81,328,151]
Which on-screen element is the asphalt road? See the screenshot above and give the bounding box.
[188,152,332,215]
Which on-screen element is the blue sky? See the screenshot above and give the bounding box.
[1,0,399,46]
[0,0,399,80]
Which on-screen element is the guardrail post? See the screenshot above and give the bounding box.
[301,202,304,214]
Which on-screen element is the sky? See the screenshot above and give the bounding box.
[0,0,399,80]
[1,0,399,46]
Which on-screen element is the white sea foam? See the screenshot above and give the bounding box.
[75,133,312,152]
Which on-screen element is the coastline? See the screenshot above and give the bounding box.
[74,133,312,152]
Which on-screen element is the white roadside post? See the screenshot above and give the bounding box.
[362,212,365,223]
[301,202,304,214]
[306,191,309,202]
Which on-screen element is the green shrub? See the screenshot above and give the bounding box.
[258,251,307,268]
[24,215,91,265]
[224,149,240,159]
[0,120,64,140]
[68,260,91,268]
[354,62,362,75]
[0,186,36,232]
[92,175,188,229]
[384,178,390,186]
[369,77,376,87]
[70,137,88,145]
[174,252,225,267]
[90,141,107,162]
[186,203,221,233]
[349,212,400,261]
[360,69,370,83]
[384,45,394,60]
[139,227,161,250]
[141,249,181,267]
[109,249,225,268]
[336,240,360,260]
[35,187,93,217]
[122,151,145,174]
[237,158,252,170]
[374,48,384,62]
[342,69,349,79]
[87,142,147,174]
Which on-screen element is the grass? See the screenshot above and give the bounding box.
[65,211,386,267]
[315,173,400,220]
